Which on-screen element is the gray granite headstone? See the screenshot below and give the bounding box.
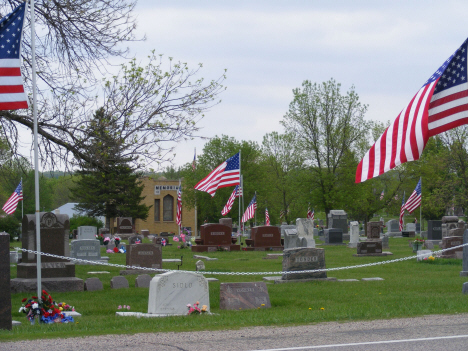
[77,226,97,240]
[280,224,296,237]
[0,232,12,330]
[463,282,468,294]
[110,276,129,289]
[328,210,348,234]
[135,274,152,288]
[386,219,400,233]
[348,221,360,248]
[148,271,210,315]
[460,230,468,276]
[406,223,416,232]
[282,247,327,280]
[70,239,101,261]
[220,282,271,310]
[85,277,103,291]
[283,229,301,249]
[196,260,205,271]
[296,218,316,247]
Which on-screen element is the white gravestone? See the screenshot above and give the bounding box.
[77,226,97,240]
[296,218,316,248]
[148,271,210,316]
[348,221,360,248]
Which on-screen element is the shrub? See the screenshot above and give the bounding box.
[0,215,21,240]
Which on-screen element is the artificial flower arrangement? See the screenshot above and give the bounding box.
[114,236,121,246]
[96,234,104,245]
[413,238,425,244]
[187,301,207,315]
[103,236,110,245]
[19,290,74,324]
[117,305,131,310]
[161,238,167,246]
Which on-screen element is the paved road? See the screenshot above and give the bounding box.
[3,313,468,351]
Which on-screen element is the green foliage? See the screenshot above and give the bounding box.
[0,215,20,239]
[69,215,104,232]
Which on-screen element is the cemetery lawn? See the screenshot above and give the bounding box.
[3,237,468,341]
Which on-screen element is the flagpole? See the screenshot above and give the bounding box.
[21,177,23,219]
[419,177,422,233]
[238,150,241,238]
[254,191,257,227]
[30,0,42,299]
[178,179,181,236]
[194,148,197,237]
[241,174,244,238]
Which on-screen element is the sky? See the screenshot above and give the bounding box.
[26,0,468,171]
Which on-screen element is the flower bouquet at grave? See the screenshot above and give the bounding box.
[161,238,167,246]
[187,301,207,315]
[19,290,74,324]
[103,236,110,246]
[96,234,104,245]
[114,236,121,247]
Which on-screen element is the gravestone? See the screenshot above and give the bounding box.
[348,221,360,248]
[129,235,144,245]
[417,250,433,261]
[70,239,101,262]
[219,218,232,229]
[386,219,400,234]
[461,230,468,276]
[117,217,133,234]
[148,271,210,315]
[401,231,415,238]
[192,223,240,252]
[282,247,327,280]
[125,243,162,271]
[245,226,283,250]
[0,232,11,330]
[220,282,271,310]
[328,210,348,234]
[406,223,416,232]
[449,221,466,237]
[135,274,152,288]
[382,235,389,249]
[110,276,129,289]
[280,224,296,237]
[427,220,442,240]
[442,216,458,237]
[141,230,150,237]
[77,226,97,240]
[357,241,383,254]
[324,228,343,244]
[84,277,103,291]
[283,228,305,249]
[11,212,84,293]
[440,236,464,258]
[296,218,316,247]
[367,221,383,239]
[196,260,205,271]
[99,228,110,236]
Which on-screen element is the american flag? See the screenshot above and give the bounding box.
[0,3,28,110]
[241,194,257,223]
[194,152,240,196]
[404,179,422,214]
[221,185,240,216]
[307,206,314,220]
[356,37,468,183]
[176,186,182,227]
[279,209,285,219]
[265,207,270,226]
[399,192,405,231]
[380,190,384,200]
[2,180,23,214]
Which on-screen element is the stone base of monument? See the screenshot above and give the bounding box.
[191,244,240,252]
[386,232,402,237]
[10,277,84,293]
[243,246,283,251]
[353,252,393,257]
[73,256,110,265]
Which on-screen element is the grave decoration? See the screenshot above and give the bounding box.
[244,226,283,251]
[187,301,208,315]
[19,290,75,324]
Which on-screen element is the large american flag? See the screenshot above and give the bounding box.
[194,152,240,196]
[404,179,422,214]
[2,180,23,214]
[399,192,405,231]
[221,185,240,216]
[0,3,28,110]
[356,37,468,183]
[176,186,182,227]
[265,207,270,226]
[241,194,257,223]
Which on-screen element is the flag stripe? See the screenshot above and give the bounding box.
[0,67,21,76]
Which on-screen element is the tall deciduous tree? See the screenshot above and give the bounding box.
[281,79,371,225]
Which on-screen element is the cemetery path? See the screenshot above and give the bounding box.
[3,313,468,351]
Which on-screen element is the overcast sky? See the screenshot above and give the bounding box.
[36,1,468,170]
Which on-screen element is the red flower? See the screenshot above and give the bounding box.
[22,298,27,302]
[32,296,38,299]
[113,247,119,253]
[42,290,47,294]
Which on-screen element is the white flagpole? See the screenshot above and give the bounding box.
[194,148,197,236]
[30,0,42,299]
[419,177,422,233]
[238,149,241,237]
[178,179,181,236]
[254,191,257,226]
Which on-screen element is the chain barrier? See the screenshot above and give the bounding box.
[13,243,468,276]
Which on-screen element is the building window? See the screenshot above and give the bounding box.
[154,199,160,222]
[163,194,173,221]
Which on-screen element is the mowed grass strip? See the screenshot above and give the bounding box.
[2,236,467,341]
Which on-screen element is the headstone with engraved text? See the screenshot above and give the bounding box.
[220,282,271,310]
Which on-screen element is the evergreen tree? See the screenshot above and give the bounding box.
[71,108,150,227]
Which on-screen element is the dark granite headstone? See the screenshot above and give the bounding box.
[324,228,343,244]
[440,236,463,256]
[200,224,232,245]
[126,243,162,269]
[282,248,327,280]
[220,282,271,310]
[427,220,442,240]
[0,232,12,330]
[135,274,153,288]
[84,277,103,291]
[117,217,133,234]
[110,276,129,289]
[367,221,383,239]
[219,218,232,230]
[328,210,348,234]
[401,231,415,238]
[250,226,282,247]
[357,241,383,254]
[99,228,110,235]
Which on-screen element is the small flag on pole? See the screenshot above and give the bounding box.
[404,179,422,214]
[221,185,240,216]
[265,208,270,226]
[241,194,257,223]
[380,190,384,200]
[176,186,182,227]
[2,180,23,214]
[194,153,240,196]
[0,3,29,110]
[307,205,314,220]
[399,192,406,231]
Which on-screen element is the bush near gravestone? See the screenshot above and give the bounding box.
[0,215,20,240]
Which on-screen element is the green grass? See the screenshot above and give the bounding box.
[2,236,467,341]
